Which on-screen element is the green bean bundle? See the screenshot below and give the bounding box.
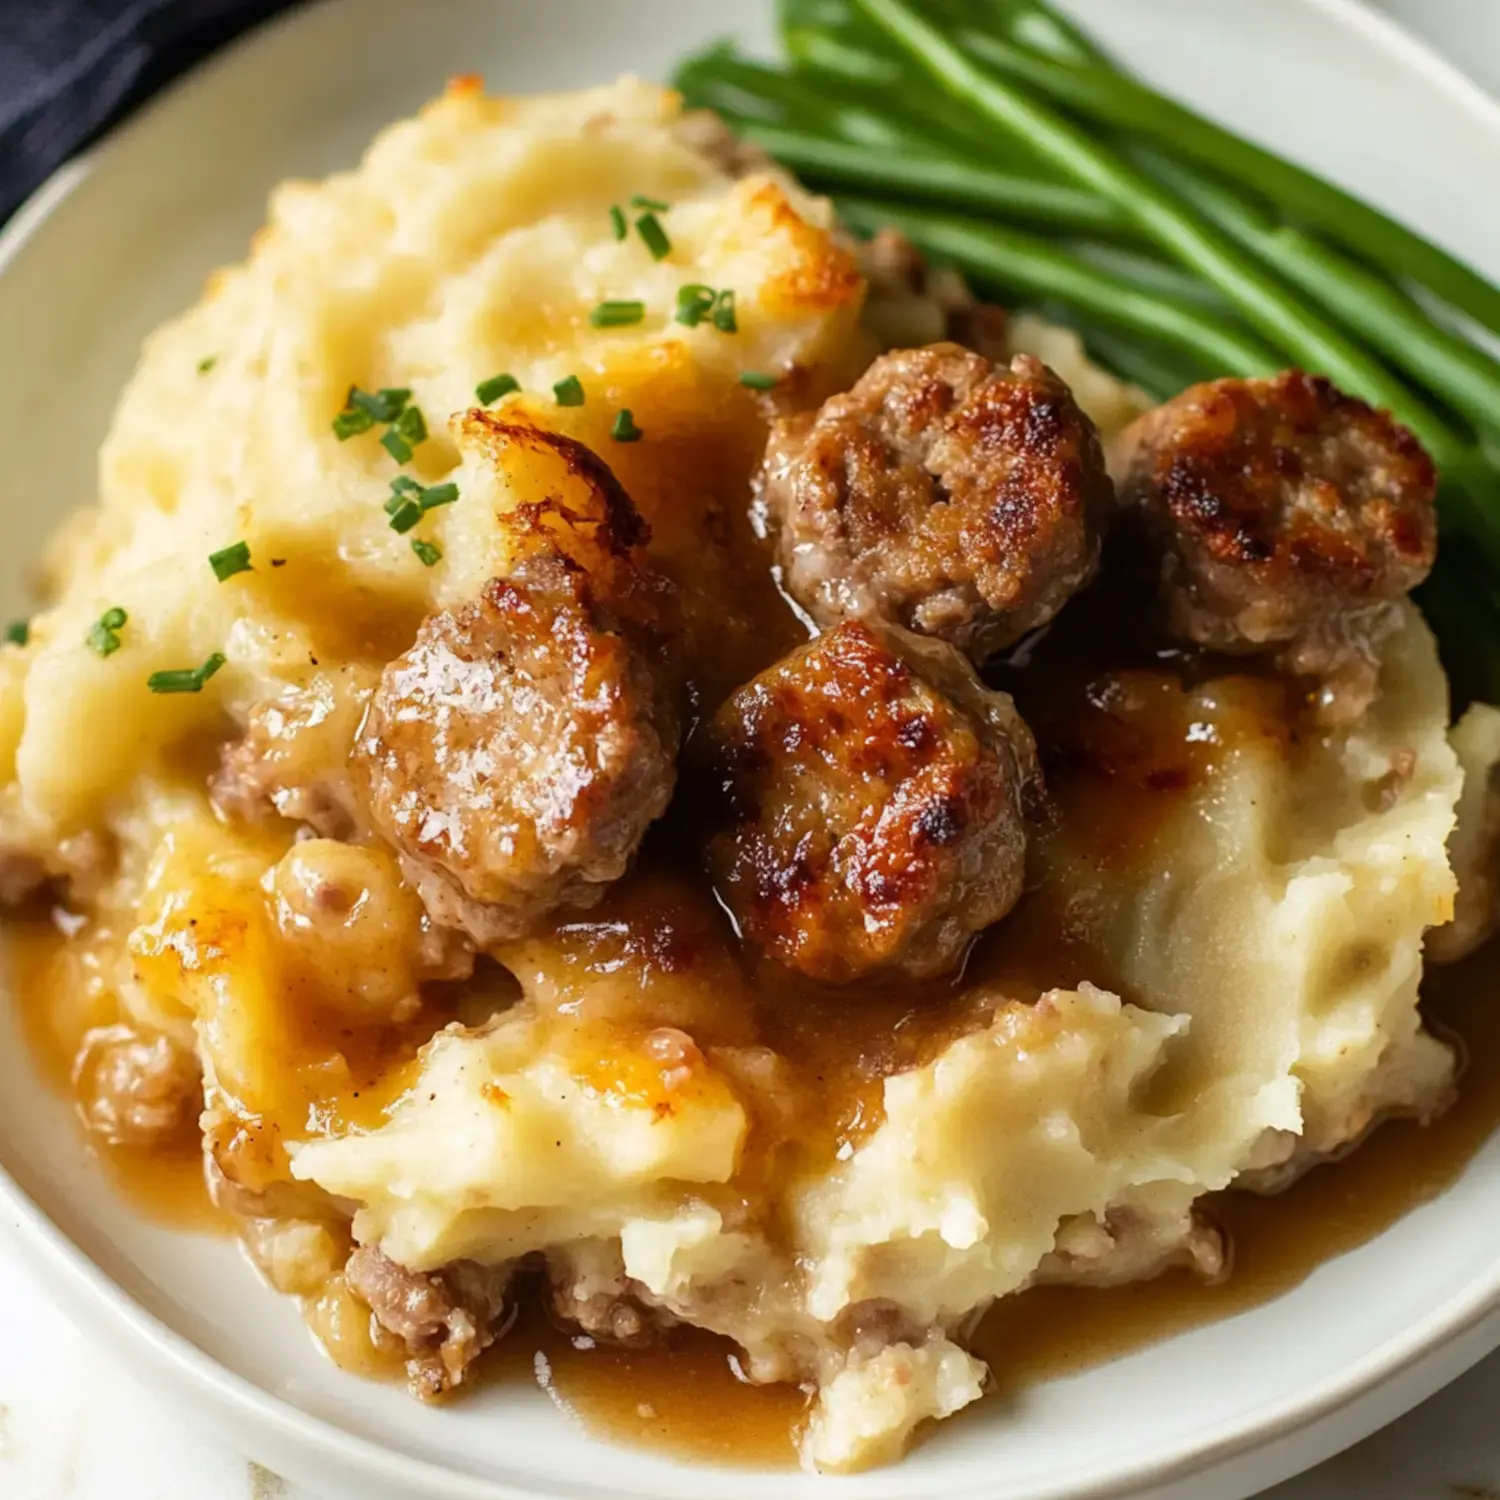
[673,0,1500,697]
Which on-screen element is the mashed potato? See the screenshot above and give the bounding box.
[0,75,1487,1475]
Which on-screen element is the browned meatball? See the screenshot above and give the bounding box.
[702,621,1039,982]
[355,551,680,946]
[759,343,1114,662]
[1114,372,1437,710]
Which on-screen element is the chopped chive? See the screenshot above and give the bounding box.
[589,300,646,329]
[377,403,426,464]
[476,372,520,405]
[333,384,410,439]
[86,607,128,658]
[332,408,374,441]
[5,620,28,647]
[387,498,424,534]
[381,430,412,464]
[208,541,252,581]
[418,482,459,511]
[350,387,410,422]
[675,284,717,327]
[610,409,643,443]
[147,652,226,695]
[630,193,670,212]
[711,289,738,334]
[348,389,381,418]
[395,404,427,445]
[635,212,671,261]
[197,356,217,374]
[739,371,779,391]
[411,539,442,567]
[609,204,627,241]
[553,374,586,407]
[385,475,458,521]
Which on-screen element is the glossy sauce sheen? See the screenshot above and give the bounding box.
[11,919,1500,1465]
[7,556,1499,1465]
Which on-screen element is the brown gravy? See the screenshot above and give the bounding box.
[489,1303,807,1469]
[6,913,229,1233]
[503,938,1500,1465]
[12,913,1495,1466]
[6,567,1498,1466]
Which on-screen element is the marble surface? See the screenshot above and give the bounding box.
[3,1,1500,1497]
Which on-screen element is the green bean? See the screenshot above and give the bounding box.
[1069,242,1236,314]
[677,43,1011,167]
[959,0,1112,66]
[734,122,1135,236]
[779,21,1066,173]
[782,20,902,86]
[673,50,901,144]
[836,197,1285,377]
[939,19,1500,339]
[1143,153,1500,442]
[851,0,1461,464]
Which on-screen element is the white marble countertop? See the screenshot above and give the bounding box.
[3,2,1499,1497]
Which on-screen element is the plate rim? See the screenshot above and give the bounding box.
[3,1,1500,1497]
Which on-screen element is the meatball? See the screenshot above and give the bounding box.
[1114,372,1437,711]
[759,343,1114,662]
[702,621,1039,982]
[355,551,680,946]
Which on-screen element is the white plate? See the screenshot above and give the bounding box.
[4,3,1500,1499]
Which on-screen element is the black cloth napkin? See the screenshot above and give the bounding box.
[1,0,304,225]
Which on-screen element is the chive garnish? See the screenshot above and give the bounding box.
[589,300,646,329]
[5,620,28,647]
[387,498,424,534]
[147,653,226,695]
[553,374,586,406]
[86,607,127,658]
[411,539,442,567]
[611,409,644,443]
[197,356,217,374]
[739,371,780,391]
[609,205,627,241]
[208,541,252,581]
[635,212,671,261]
[675,285,736,331]
[417,482,459,509]
[332,408,374,441]
[385,476,459,531]
[333,385,410,440]
[351,387,410,422]
[381,403,429,463]
[397,404,427,444]
[675,284,717,327]
[476,373,519,405]
[630,194,670,211]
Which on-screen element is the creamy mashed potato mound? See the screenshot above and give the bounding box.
[0,76,1490,1475]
